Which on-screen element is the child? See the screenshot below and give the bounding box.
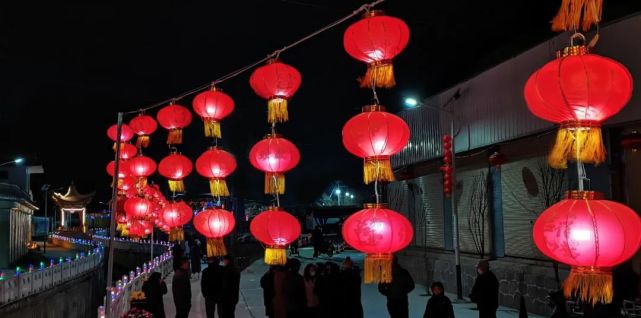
[423,282,455,318]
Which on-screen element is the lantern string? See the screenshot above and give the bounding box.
[123,0,387,115]
[272,174,281,207]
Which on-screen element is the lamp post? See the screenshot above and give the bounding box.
[335,189,341,205]
[41,184,50,254]
[0,157,24,167]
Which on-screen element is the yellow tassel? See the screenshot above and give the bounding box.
[264,173,285,195]
[136,135,150,148]
[136,177,148,189]
[169,227,184,242]
[264,247,287,265]
[267,98,289,124]
[548,126,606,169]
[168,180,185,193]
[360,61,395,89]
[209,178,230,197]
[121,227,129,237]
[551,0,601,32]
[117,223,124,231]
[364,157,395,184]
[563,267,613,305]
[204,120,222,139]
[206,238,227,257]
[167,129,183,145]
[364,253,393,284]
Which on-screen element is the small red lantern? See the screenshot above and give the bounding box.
[158,152,193,193]
[124,197,154,220]
[343,10,409,88]
[160,201,193,242]
[192,87,235,138]
[193,209,236,256]
[342,203,413,283]
[533,191,641,305]
[195,147,237,197]
[107,160,130,179]
[157,103,193,145]
[441,135,454,196]
[342,105,410,184]
[489,151,507,169]
[128,220,152,239]
[128,155,157,188]
[129,114,158,148]
[249,134,300,195]
[118,143,138,160]
[524,40,633,168]
[249,59,302,124]
[107,124,134,143]
[250,207,301,265]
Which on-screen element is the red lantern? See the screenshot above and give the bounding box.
[129,114,158,148]
[118,143,138,160]
[533,191,641,305]
[158,152,193,193]
[124,197,154,220]
[107,160,130,179]
[128,155,157,188]
[524,42,633,168]
[107,124,134,143]
[343,10,409,88]
[488,151,507,169]
[342,203,413,283]
[160,201,193,242]
[342,105,410,184]
[157,103,193,145]
[195,147,237,197]
[249,134,300,195]
[250,207,301,265]
[441,135,454,196]
[193,209,236,256]
[249,59,302,124]
[128,220,152,239]
[192,87,235,138]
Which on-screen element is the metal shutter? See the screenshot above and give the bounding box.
[455,168,492,256]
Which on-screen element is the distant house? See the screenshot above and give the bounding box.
[0,183,38,268]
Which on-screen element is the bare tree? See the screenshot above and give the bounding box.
[537,160,566,209]
[468,171,489,258]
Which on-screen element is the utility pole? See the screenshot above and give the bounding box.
[42,184,50,254]
[105,112,123,315]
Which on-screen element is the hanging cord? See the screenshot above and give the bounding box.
[374,164,381,204]
[272,174,281,207]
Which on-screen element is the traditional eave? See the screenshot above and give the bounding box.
[52,183,95,208]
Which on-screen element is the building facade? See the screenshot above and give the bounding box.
[0,183,37,268]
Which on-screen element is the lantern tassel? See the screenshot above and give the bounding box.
[364,253,393,284]
[168,180,185,193]
[206,238,227,257]
[364,157,395,184]
[265,173,285,195]
[136,135,150,148]
[204,120,222,139]
[267,98,289,124]
[167,129,183,145]
[136,177,148,189]
[360,61,395,89]
[563,267,612,305]
[264,247,287,265]
[548,126,605,169]
[169,227,184,242]
[121,227,129,237]
[116,223,125,232]
[209,179,230,197]
[551,0,602,32]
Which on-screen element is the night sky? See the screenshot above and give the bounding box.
[1,1,640,209]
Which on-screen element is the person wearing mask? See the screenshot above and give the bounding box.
[283,258,306,318]
[142,272,168,318]
[469,260,499,318]
[218,254,241,318]
[172,258,192,318]
[260,267,276,318]
[378,256,415,318]
[303,264,320,317]
[201,257,223,318]
[423,282,455,318]
[340,257,363,318]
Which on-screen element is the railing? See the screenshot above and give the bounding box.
[92,235,172,255]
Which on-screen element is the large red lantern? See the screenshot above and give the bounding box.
[342,105,410,184]
[193,209,236,256]
[343,10,409,88]
[161,201,193,242]
[124,197,154,220]
[157,103,193,145]
[158,152,193,193]
[250,207,301,265]
[524,41,633,169]
[533,191,641,305]
[128,155,156,188]
[195,147,237,197]
[342,203,413,283]
[249,59,302,124]
[129,114,158,148]
[249,134,300,195]
[192,87,235,139]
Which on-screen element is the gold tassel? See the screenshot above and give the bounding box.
[167,129,183,145]
[563,267,613,305]
[136,135,150,148]
[136,177,148,189]
[265,173,285,195]
[360,61,395,89]
[551,0,602,32]
[206,238,227,257]
[364,157,395,184]
[264,247,287,265]
[117,223,124,232]
[121,227,129,237]
[168,180,185,193]
[169,227,184,242]
[209,178,230,197]
[204,120,222,139]
[364,253,393,284]
[267,98,289,124]
[548,126,606,169]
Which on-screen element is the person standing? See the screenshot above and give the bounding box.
[172,258,192,318]
[283,258,306,318]
[303,264,320,317]
[469,260,499,318]
[191,240,202,279]
[312,226,323,258]
[261,267,276,318]
[142,272,168,318]
[378,256,415,318]
[423,282,455,318]
[201,257,223,318]
[218,254,241,318]
[339,257,363,318]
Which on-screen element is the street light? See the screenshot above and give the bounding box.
[0,157,24,166]
[404,97,418,107]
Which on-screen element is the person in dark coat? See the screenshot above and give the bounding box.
[316,261,341,316]
[260,266,276,318]
[283,258,306,318]
[469,260,499,318]
[339,257,364,318]
[378,256,415,318]
[190,240,202,279]
[423,282,455,318]
[311,226,323,258]
[218,254,241,318]
[201,257,224,318]
[171,244,184,270]
[172,258,192,318]
[142,272,168,318]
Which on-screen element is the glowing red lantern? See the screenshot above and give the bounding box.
[193,209,236,256]
[128,220,152,239]
[249,134,300,195]
[524,41,633,169]
[157,103,193,145]
[128,155,156,188]
[192,87,235,138]
[342,203,413,283]
[250,207,301,265]
[533,191,641,305]
[124,197,154,220]
[129,114,157,148]
[158,152,193,193]
[118,143,138,160]
[160,201,193,242]
[195,147,237,197]
[107,160,130,179]
[249,59,301,124]
[107,124,134,143]
[343,10,409,88]
[342,105,410,184]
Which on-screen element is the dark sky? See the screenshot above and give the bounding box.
[1,1,640,208]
